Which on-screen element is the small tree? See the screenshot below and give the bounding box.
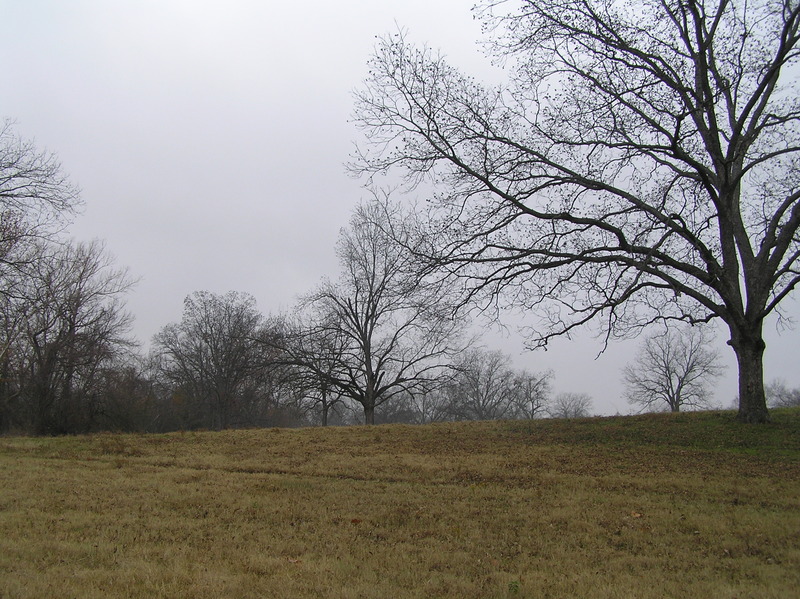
[92,358,159,433]
[375,393,418,424]
[548,392,592,419]
[509,369,553,419]
[623,327,725,413]
[274,314,350,426]
[407,387,452,424]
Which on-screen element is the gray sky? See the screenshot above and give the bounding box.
[0,0,797,415]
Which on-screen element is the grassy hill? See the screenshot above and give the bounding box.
[1,410,799,598]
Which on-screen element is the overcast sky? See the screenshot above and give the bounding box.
[0,0,797,415]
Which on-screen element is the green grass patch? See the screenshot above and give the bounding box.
[507,409,800,457]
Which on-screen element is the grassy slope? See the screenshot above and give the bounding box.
[1,410,798,599]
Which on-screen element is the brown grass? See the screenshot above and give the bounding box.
[1,411,799,598]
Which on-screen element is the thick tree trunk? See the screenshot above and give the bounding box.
[363,403,375,425]
[729,327,770,423]
[321,403,329,427]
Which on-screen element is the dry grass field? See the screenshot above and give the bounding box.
[1,410,799,598]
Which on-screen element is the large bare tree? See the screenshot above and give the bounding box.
[302,199,466,424]
[351,0,800,423]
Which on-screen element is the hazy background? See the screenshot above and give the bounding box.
[0,0,796,415]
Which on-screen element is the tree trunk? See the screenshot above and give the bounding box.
[363,402,375,425]
[729,327,770,423]
[321,403,329,426]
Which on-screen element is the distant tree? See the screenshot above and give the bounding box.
[766,379,800,408]
[437,348,553,421]
[91,358,159,432]
[0,121,81,290]
[548,392,592,419]
[302,198,466,424]
[351,0,800,423]
[0,240,134,434]
[407,387,452,424]
[153,291,274,430]
[623,327,725,413]
[445,349,518,421]
[509,368,553,419]
[375,393,418,424]
[272,313,349,426]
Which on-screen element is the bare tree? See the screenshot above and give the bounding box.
[548,392,593,419]
[445,348,518,420]
[623,326,725,413]
[351,0,800,423]
[302,198,467,424]
[375,393,419,424]
[0,240,134,434]
[407,387,453,424]
[153,291,273,430]
[431,348,553,421]
[509,368,553,419]
[766,379,800,407]
[273,313,350,426]
[91,358,159,433]
[0,122,81,290]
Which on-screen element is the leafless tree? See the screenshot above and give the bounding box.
[90,357,160,433]
[0,240,134,434]
[375,392,419,424]
[407,387,453,423]
[153,291,275,430]
[351,0,800,423]
[0,122,81,290]
[548,392,593,419]
[272,313,350,426]
[623,326,725,412]
[509,368,553,419]
[428,348,553,421]
[445,348,519,420]
[766,379,800,407]
[302,198,467,424]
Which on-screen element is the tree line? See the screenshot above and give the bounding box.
[0,142,792,435]
[0,130,592,434]
[3,0,799,432]
[0,168,566,433]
